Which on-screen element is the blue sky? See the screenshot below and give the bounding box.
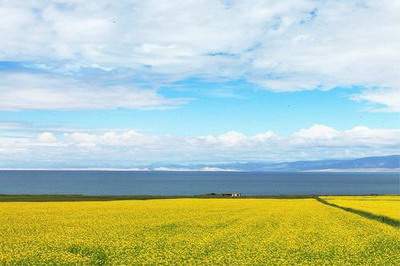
[0,1,399,168]
[1,76,398,136]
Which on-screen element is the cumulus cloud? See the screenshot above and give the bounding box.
[0,0,399,111]
[37,132,57,143]
[293,124,339,140]
[65,130,155,146]
[1,125,399,167]
[342,126,400,146]
[291,125,400,147]
[0,72,186,110]
[201,131,248,147]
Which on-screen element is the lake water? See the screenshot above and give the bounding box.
[0,170,398,196]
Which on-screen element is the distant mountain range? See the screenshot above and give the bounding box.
[2,155,399,172]
[149,155,400,172]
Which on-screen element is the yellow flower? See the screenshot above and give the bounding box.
[0,197,399,265]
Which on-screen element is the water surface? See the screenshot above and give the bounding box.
[0,170,398,196]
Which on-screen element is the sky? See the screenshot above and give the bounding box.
[0,0,399,168]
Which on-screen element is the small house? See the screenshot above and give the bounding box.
[222,192,241,197]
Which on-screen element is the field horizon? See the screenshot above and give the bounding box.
[0,193,398,202]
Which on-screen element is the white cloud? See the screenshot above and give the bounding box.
[196,130,278,148]
[0,1,310,71]
[37,132,57,143]
[253,131,277,142]
[208,131,247,147]
[59,125,399,151]
[250,0,400,110]
[66,132,97,147]
[291,124,400,147]
[0,122,27,130]
[293,124,339,140]
[342,126,400,146]
[1,125,398,167]
[352,88,400,112]
[0,72,186,110]
[65,130,154,146]
[0,1,399,111]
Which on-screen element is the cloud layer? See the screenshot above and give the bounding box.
[1,124,399,167]
[0,1,399,167]
[0,72,185,110]
[0,0,399,111]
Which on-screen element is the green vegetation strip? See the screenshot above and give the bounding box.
[0,194,315,202]
[0,194,192,202]
[315,197,400,229]
[0,194,396,202]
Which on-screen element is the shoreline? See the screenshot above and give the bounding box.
[0,194,398,202]
[0,168,399,172]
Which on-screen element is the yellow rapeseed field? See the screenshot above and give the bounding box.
[0,198,399,265]
[322,195,400,220]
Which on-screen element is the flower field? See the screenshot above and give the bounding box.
[322,195,400,220]
[0,197,399,265]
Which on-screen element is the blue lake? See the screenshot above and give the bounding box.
[0,170,398,196]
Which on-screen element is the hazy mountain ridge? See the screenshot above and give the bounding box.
[154,155,400,172]
[1,155,398,172]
